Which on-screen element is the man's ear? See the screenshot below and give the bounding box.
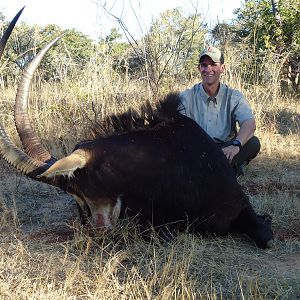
[220,63,226,74]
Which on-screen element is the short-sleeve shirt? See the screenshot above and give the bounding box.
[179,83,254,142]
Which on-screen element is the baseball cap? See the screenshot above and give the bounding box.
[199,46,224,63]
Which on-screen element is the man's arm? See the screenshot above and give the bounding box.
[222,119,256,162]
[236,118,256,146]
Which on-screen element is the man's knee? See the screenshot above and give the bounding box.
[232,136,261,166]
[245,136,261,159]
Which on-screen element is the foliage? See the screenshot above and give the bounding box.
[211,23,242,46]
[98,27,131,75]
[0,20,37,85]
[2,3,299,93]
[233,0,300,92]
[98,8,207,95]
[0,11,5,24]
[0,15,94,85]
[38,25,94,81]
[142,8,206,93]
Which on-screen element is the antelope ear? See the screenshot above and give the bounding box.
[37,149,89,178]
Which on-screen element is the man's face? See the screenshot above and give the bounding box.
[198,56,225,86]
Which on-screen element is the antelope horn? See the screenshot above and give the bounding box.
[0,125,61,186]
[0,14,66,187]
[0,7,25,59]
[0,7,48,178]
[0,127,48,176]
[14,33,65,163]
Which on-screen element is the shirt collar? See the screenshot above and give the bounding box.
[200,83,226,104]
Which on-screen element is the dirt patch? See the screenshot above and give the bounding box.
[0,158,78,234]
[275,218,300,241]
[24,225,75,243]
[242,181,300,196]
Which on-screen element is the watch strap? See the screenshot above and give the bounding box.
[231,139,242,150]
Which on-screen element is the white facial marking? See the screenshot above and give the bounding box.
[74,194,122,228]
[94,204,112,228]
[112,196,122,223]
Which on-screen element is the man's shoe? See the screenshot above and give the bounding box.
[234,161,248,177]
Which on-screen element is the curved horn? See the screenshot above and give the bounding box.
[14,33,65,163]
[0,126,61,187]
[0,7,25,59]
[0,127,47,176]
[0,31,66,187]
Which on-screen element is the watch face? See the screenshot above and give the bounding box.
[232,140,241,148]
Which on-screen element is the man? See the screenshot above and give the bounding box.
[179,46,260,176]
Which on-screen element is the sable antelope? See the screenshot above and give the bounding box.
[0,9,274,248]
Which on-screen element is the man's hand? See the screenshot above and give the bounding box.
[222,145,240,162]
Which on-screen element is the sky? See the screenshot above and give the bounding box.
[1,0,243,41]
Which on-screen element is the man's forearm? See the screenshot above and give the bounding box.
[236,119,256,146]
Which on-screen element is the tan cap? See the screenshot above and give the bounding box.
[199,46,224,63]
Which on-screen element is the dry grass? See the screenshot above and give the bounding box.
[0,208,299,299]
[0,49,299,299]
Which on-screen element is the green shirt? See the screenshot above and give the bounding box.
[179,83,254,142]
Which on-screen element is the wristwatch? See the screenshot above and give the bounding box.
[231,139,242,150]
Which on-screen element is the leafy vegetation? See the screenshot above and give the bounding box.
[220,0,300,92]
[1,1,300,93]
[0,20,94,85]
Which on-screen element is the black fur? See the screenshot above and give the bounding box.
[67,93,274,249]
[89,93,182,138]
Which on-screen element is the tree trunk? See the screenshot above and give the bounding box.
[271,0,282,27]
[271,0,284,54]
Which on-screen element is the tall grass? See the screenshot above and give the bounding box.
[0,42,299,299]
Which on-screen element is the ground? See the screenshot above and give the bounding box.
[0,156,299,299]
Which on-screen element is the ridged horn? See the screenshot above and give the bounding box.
[14,33,65,163]
[0,7,25,59]
[0,25,66,187]
[0,125,61,187]
[0,127,47,176]
[0,7,46,178]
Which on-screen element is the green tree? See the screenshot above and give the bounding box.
[0,13,94,84]
[103,27,129,60]
[105,27,122,43]
[143,8,206,93]
[234,0,300,92]
[38,25,94,81]
[0,11,5,25]
[211,23,242,47]
[97,27,130,76]
[0,20,39,85]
